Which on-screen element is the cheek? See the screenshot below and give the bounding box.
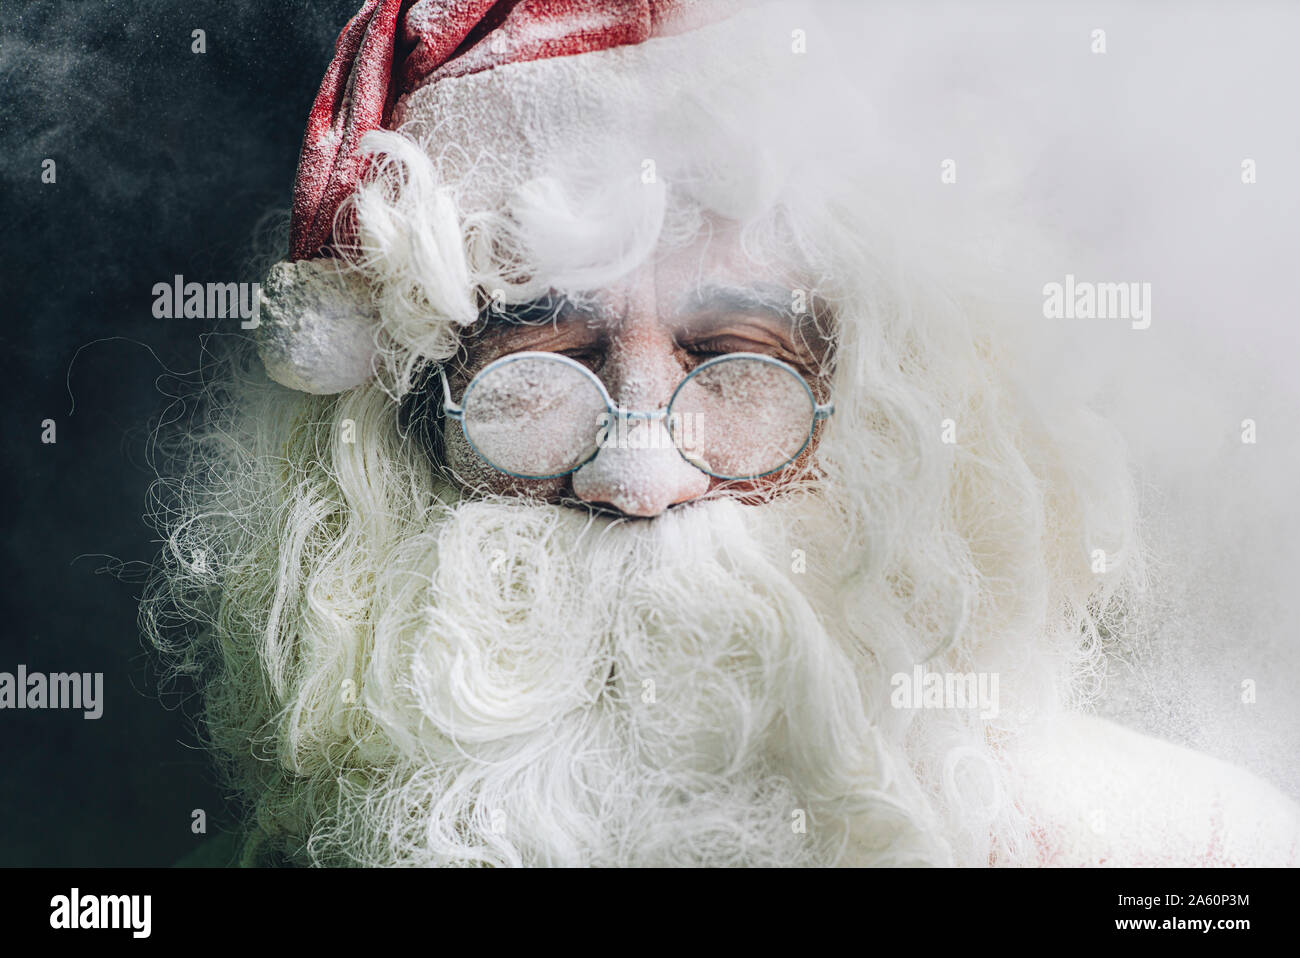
[442,418,570,500]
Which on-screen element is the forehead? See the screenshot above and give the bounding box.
[463,225,836,374]
[521,216,816,328]
[653,221,800,303]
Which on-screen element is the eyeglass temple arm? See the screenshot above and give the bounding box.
[438,366,464,420]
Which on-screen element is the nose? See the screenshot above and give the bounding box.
[570,332,709,518]
[572,417,709,517]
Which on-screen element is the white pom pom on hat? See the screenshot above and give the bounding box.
[256,259,380,395]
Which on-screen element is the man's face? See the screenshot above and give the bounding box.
[441,224,835,517]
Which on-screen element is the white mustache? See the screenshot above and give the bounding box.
[367,497,831,746]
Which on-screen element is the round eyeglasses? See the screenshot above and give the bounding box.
[438,350,834,481]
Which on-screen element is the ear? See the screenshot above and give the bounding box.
[256,258,380,394]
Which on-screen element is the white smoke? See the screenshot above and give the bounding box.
[809,0,1300,797]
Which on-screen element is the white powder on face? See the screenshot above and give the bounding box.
[381,2,832,496]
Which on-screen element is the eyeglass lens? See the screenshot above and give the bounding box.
[669,359,815,479]
[461,355,608,478]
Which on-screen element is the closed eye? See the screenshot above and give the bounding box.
[682,334,780,359]
[678,331,826,384]
[555,345,604,370]
[468,310,606,371]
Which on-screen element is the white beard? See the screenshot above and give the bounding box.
[309,494,954,866]
[147,349,1112,866]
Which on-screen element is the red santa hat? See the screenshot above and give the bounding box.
[258,0,795,394]
[290,0,738,262]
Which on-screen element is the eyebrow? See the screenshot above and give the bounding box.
[478,292,574,329]
[675,283,798,323]
[476,282,821,336]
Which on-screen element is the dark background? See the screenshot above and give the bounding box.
[1,0,359,866]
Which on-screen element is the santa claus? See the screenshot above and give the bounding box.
[144,0,1300,866]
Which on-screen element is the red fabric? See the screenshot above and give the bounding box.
[289,0,729,260]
